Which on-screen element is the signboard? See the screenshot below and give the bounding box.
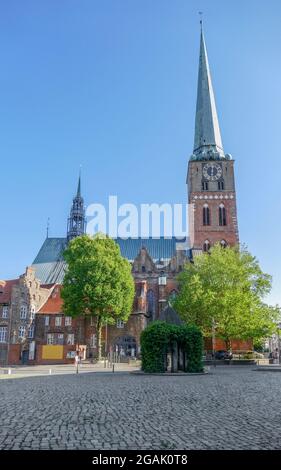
[42,345,63,360]
[66,351,76,359]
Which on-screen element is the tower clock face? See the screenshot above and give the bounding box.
[203,163,222,181]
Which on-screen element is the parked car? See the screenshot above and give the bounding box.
[215,350,233,360]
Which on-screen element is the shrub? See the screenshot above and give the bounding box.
[140,321,203,373]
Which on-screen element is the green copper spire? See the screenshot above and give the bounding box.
[77,167,81,197]
[193,25,224,159]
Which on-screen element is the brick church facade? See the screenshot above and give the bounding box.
[0,26,251,366]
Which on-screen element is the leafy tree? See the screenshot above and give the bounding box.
[61,234,135,359]
[173,244,279,349]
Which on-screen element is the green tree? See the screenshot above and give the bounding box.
[173,244,278,349]
[61,234,135,359]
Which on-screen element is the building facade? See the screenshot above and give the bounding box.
[1,27,246,365]
[187,26,239,252]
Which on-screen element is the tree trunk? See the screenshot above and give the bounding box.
[225,338,231,351]
[97,321,102,361]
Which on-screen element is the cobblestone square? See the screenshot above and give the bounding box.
[0,367,281,450]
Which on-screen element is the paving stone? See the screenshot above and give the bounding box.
[0,367,280,449]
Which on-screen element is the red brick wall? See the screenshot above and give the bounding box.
[204,337,253,352]
[8,344,21,365]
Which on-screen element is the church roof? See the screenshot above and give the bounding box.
[32,236,190,284]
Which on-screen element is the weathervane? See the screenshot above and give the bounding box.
[46,217,50,238]
[199,11,203,28]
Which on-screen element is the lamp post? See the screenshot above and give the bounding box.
[212,318,216,368]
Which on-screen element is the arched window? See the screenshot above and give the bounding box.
[18,326,26,339]
[20,305,27,319]
[219,204,227,226]
[220,240,227,248]
[147,290,155,318]
[203,204,210,226]
[203,240,211,252]
[169,290,178,301]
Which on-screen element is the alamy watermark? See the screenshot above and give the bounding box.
[85,196,194,244]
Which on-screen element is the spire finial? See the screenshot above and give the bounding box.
[46,217,50,238]
[77,166,82,197]
[199,11,203,29]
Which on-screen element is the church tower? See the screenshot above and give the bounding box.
[67,173,86,242]
[187,25,239,252]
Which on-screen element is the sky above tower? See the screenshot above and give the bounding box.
[0,0,281,307]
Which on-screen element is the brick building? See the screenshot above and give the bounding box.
[0,268,50,365]
[1,27,248,365]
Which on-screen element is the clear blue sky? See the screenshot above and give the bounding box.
[0,0,280,306]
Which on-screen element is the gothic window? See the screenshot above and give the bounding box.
[220,240,227,248]
[203,240,211,252]
[0,326,7,343]
[141,266,146,273]
[202,181,209,190]
[218,181,224,190]
[219,204,227,226]
[203,205,210,226]
[169,290,178,301]
[147,290,155,317]
[65,316,72,326]
[2,306,9,318]
[116,319,125,328]
[28,326,34,339]
[18,326,26,339]
[30,305,36,320]
[20,305,27,319]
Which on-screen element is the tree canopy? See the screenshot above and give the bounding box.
[61,234,135,358]
[173,244,279,348]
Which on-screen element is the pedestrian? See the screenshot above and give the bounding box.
[74,351,80,373]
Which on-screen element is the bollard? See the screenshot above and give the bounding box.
[49,369,52,375]
[112,363,115,373]
[8,368,12,375]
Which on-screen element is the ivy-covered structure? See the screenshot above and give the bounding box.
[140,319,203,373]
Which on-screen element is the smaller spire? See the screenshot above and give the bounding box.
[77,166,81,197]
[67,169,86,242]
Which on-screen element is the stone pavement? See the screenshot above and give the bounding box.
[0,361,140,380]
[0,366,281,450]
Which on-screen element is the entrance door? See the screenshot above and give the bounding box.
[114,335,137,357]
[22,350,29,365]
